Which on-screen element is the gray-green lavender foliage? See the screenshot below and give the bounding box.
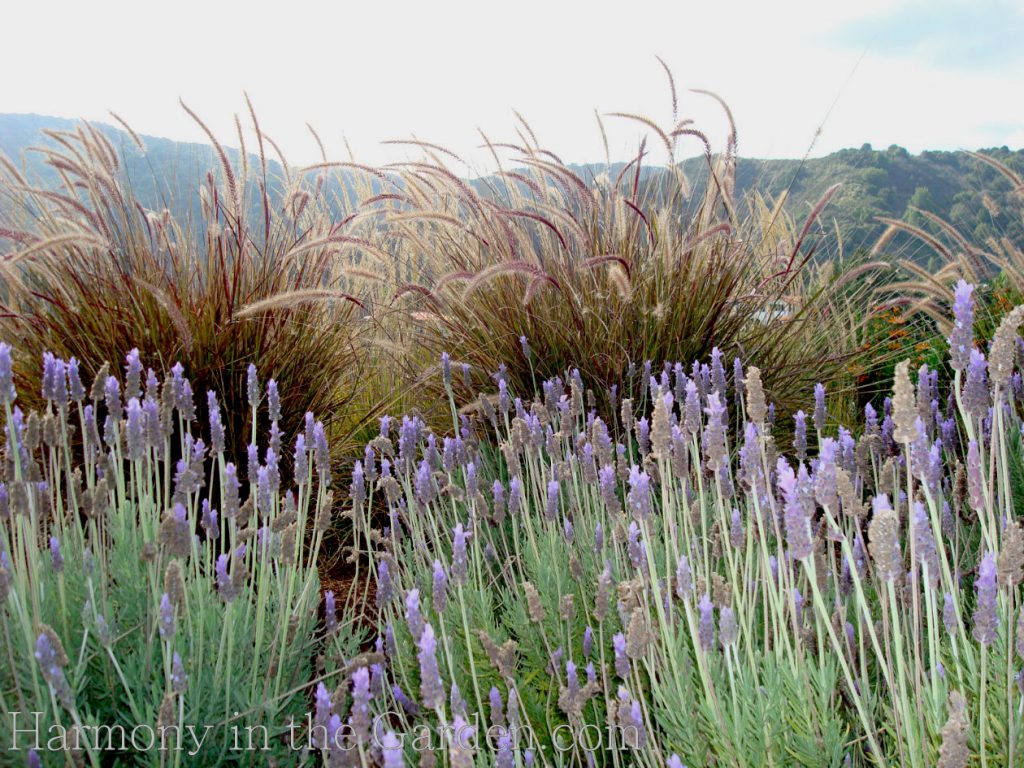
[343,279,1024,766]
[0,351,366,766]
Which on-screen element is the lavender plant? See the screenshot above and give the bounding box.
[0,350,366,765]
[341,289,1024,765]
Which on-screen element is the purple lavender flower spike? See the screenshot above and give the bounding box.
[207,391,225,453]
[377,561,394,607]
[963,349,989,420]
[949,279,975,372]
[170,652,187,693]
[417,624,444,710]
[324,590,338,634]
[599,465,620,513]
[35,633,73,708]
[545,479,560,520]
[312,682,333,748]
[973,551,998,645]
[778,458,812,560]
[698,594,715,650]
[67,357,84,402]
[432,560,448,613]
[683,380,700,434]
[104,375,122,422]
[266,379,281,422]
[405,588,424,643]
[415,460,435,506]
[49,536,63,573]
[719,607,737,647]
[216,554,235,603]
[676,555,693,600]
[246,364,259,408]
[0,343,14,405]
[627,466,652,521]
[440,352,452,389]
[813,383,826,432]
[201,500,218,541]
[508,476,522,515]
[159,593,175,639]
[794,410,808,460]
[312,421,331,485]
[613,632,630,677]
[943,592,957,635]
[123,348,142,400]
[380,730,404,768]
[636,417,650,456]
[452,524,470,586]
[349,666,371,742]
[583,626,594,657]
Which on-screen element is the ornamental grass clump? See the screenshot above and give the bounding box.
[340,283,1024,765]
[0,108,386,474]
[369,72,880,423]
[0,349,371,765]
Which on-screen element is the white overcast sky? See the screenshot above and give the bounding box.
[4,0,1023,170]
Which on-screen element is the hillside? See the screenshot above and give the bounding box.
[2,113,1022,261]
